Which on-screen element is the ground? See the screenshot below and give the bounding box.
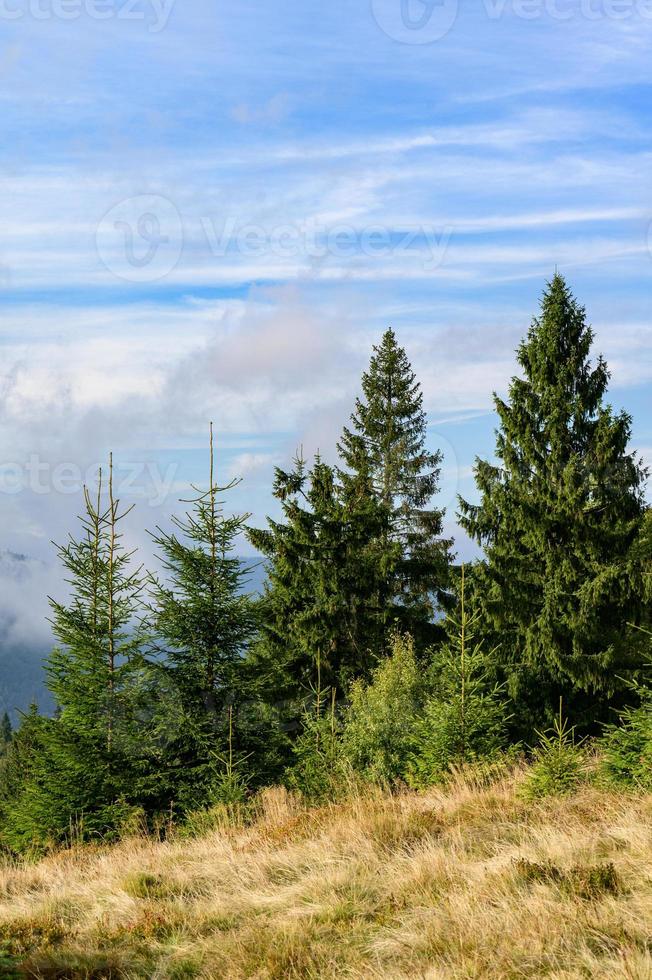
[1,770,651,979]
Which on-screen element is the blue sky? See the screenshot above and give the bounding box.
[0,0,651,657]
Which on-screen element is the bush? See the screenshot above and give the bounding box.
[341,634,423,785]
[408,567,511,787]
[408,692,510,788]
[286,696,346,801]
[521,703,587,799]
[599,680,652,790]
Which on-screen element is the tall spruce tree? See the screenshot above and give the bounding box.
[3,462,157,851]
[248,452,391,705]
[459,275,647,729]
[150,425,258,808]
[338,328,452,644]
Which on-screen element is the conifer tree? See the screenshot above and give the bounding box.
[150,425,258,808]
[459,275,647,727]
[0,704,54,852]
[408,566,510,786]
[248,452,390,706]
[47,461,147,759]
[2,462,156,850]
[338,328,452,644]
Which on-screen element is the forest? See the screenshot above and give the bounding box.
[0,273,650,855]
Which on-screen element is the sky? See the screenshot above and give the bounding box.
[0,0,651,687]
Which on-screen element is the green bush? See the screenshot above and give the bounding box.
[599,681,652,790]
[408,567,511,787]
[522,703,587,799]
[286,696,346,802]
[341,634,423,785]
[408,692,509,787]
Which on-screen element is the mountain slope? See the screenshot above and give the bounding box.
[1,772,651,978]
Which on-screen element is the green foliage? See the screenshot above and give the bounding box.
[0,712,11,753]
[0,704,55,853]
[599,634,652,789]
[338,328,452,646]
[286,684,345,801]
[0,945,20,980]
[522,702,587,799]
[1,290,651,856]
[248,452,391,704]
[1,463,164,853]
[341,634,423,785]
[599,695,652,789]
[459,275,648,732]
[150,425,257,811]
[408,568,510,787]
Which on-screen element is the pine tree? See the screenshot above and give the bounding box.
[459,275,647,729]
[338,328,452,645]
[248,452,390,708]
[47,460,147,759]
[150,425,258,809]
[0,704,54,853]
[2,462,156,851]
[408,566,510,787]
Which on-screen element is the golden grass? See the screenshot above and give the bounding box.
[1,772,652,978]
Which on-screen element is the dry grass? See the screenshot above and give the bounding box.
[1,771,652,979]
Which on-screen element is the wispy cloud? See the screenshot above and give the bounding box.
[0,0,650,678]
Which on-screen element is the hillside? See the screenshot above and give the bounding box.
[1,771,651,979]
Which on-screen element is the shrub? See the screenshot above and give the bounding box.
[341,634,423,785]
[408,567,511,787]
[286,693,346,801]
[599,680,652,790]
[521,702,587,799]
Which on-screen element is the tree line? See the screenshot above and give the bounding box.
[0,274,650,852]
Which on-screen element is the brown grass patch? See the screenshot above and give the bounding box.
[1,773,651,978]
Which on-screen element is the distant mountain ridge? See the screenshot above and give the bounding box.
[0,552,268,720]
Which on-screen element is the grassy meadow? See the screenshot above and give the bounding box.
[1,767,652,979]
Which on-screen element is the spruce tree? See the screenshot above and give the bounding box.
[0,704,54,852]
[150,425,258,809]
[3,462,156,850]
[407,566,510,787]
[248,452,390,707]
[338,328,452,644]
[459,275,647,728]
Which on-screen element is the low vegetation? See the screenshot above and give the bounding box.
[1,770,652,979]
